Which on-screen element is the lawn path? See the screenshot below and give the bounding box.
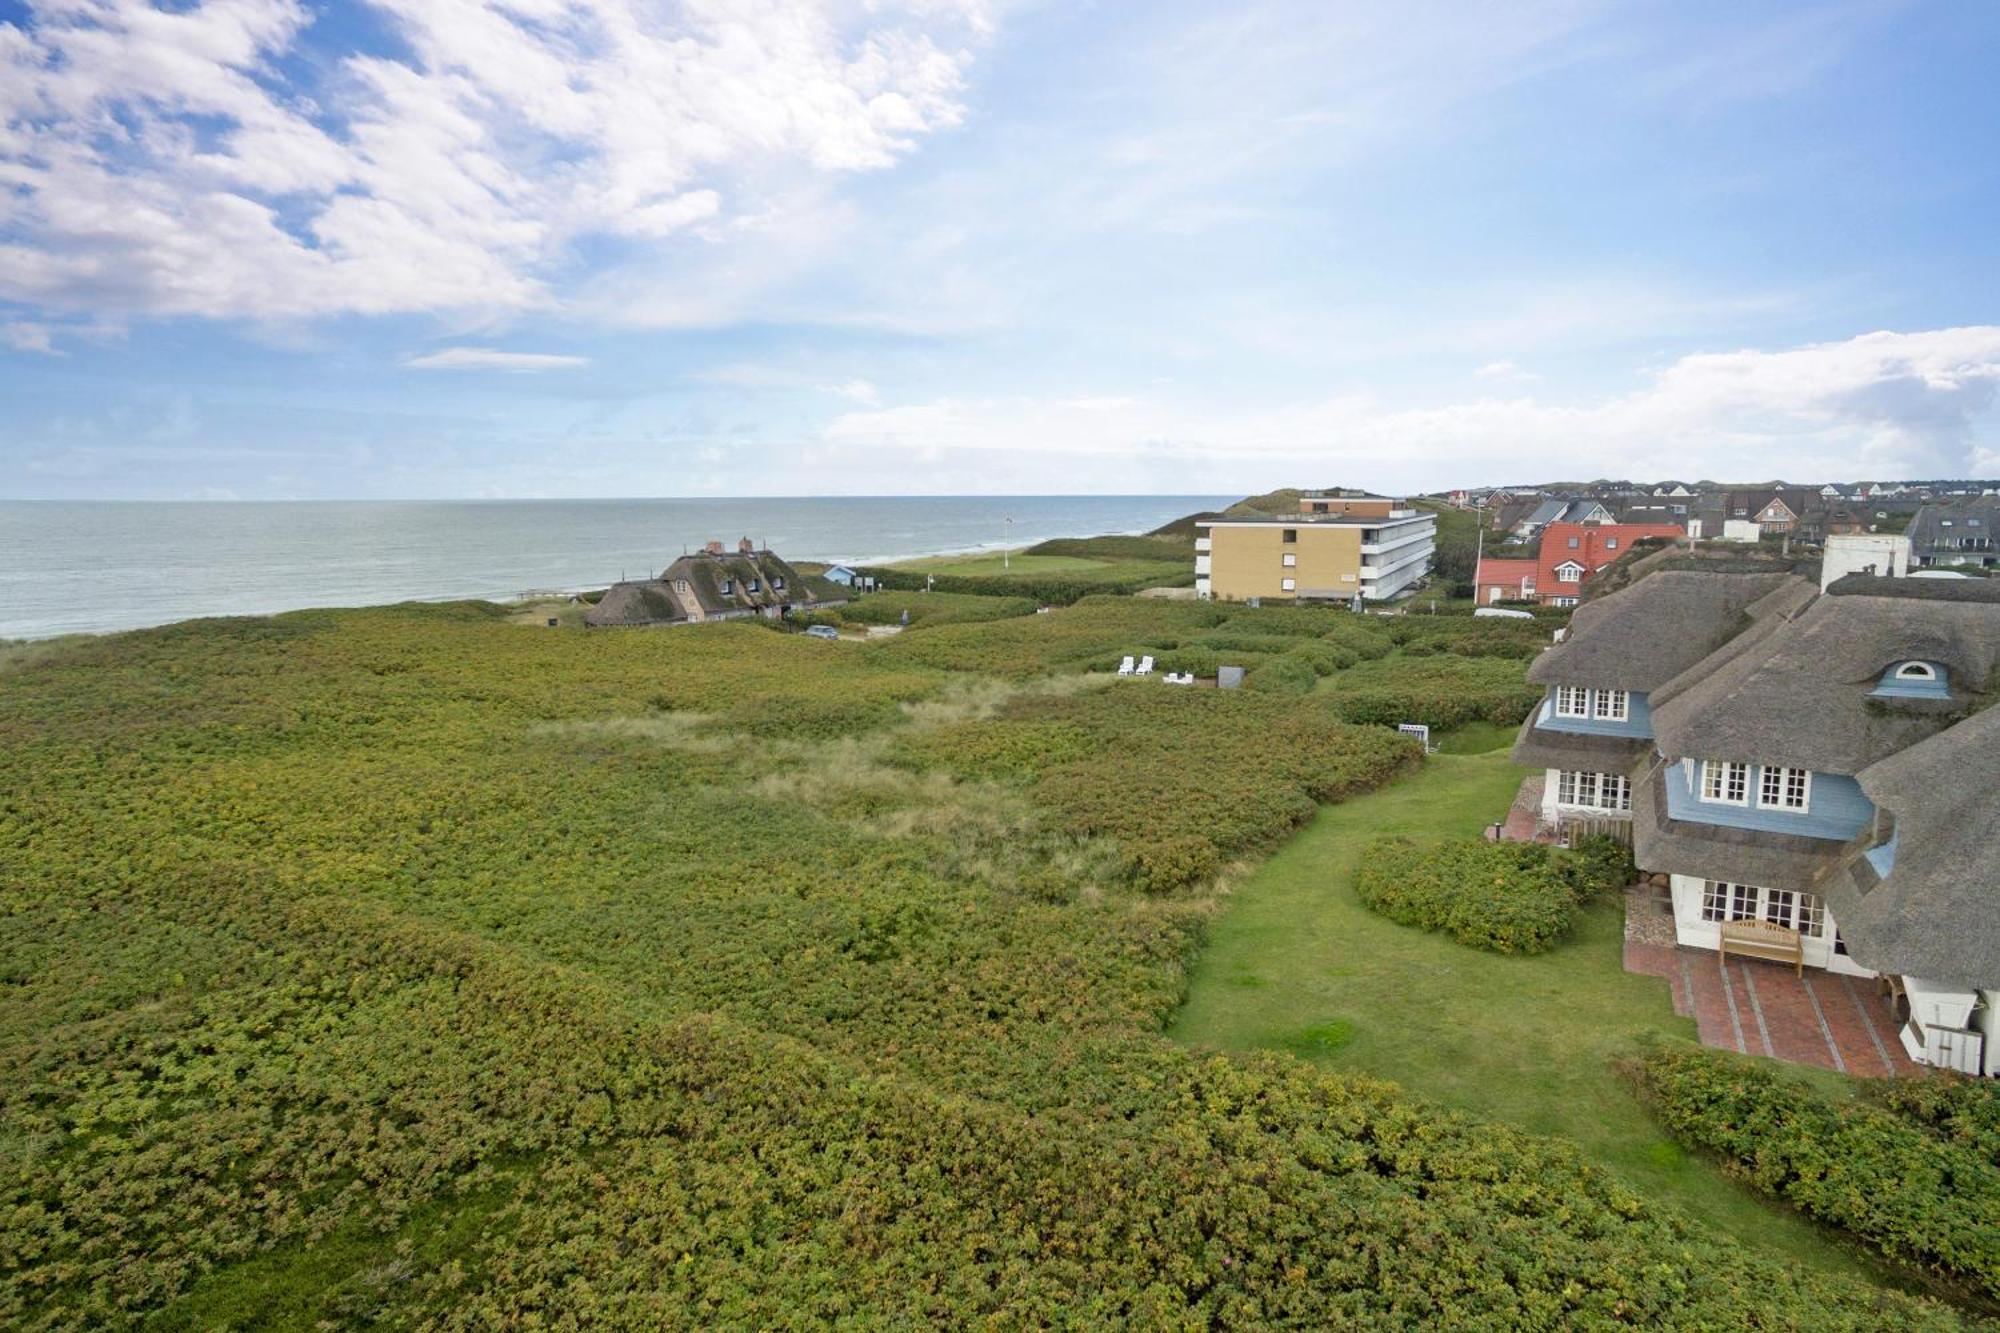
[1169,748,1889,1282]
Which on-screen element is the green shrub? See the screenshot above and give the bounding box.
[1246,652,1318,695]
[1354,837,1593,954]
[1869,1076,2000,1169]
[1633,1043,2000,1301]
[1322,654,1542,729]
[1566,833,1637,896]
[836,590,1039,627]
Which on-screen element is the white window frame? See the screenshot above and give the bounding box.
[1699,882,1822,937]
[1605,537,1618,550]
[1591,689,1628,722]
[1757,765,1811,813]
[1281,552,1298,567]
[1551,596,1579,607]
[1280,576,1297,592]
[1558,770,1630,812]
[1554,685,1590,719]
[1699,760,1750,806]
[719,579,734,595]
[1893,661,1936,682]
[1553,561,1585,582]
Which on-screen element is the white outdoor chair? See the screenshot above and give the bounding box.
[1116,655,1135,676]
[1136,655,1155,675]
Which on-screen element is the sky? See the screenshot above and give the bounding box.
[2,0,1998,500]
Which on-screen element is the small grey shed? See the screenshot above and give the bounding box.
[1217,665,1246,690]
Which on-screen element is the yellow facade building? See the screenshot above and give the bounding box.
[1194,498,1435,602]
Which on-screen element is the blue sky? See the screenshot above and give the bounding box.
[3,0,1997,499]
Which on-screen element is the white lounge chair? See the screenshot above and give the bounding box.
[1116,655,1135,676]
[1136,655,1155,675]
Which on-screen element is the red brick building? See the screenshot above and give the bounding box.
[1473,556,1540,604]
[1535,521,1684,605]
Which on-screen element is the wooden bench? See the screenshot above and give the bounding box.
[1718,919,1804,977]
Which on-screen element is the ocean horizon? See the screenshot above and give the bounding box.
[0,494,1231,640]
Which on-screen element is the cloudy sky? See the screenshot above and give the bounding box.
[3,0,1997,499]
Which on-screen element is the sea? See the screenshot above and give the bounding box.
[0,495,1231,640]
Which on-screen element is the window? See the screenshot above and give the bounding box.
[719,579,733,595]
[1758,765,1811,812]
[1762,889,1823,936]
[1700,760,1749,805]
[1552,596,1579,607]
[1894,661,1936,682]
[1554,685,1589,718]
[772,576,785,590]
[1280,577,1296,591]
[1553,561,1585,582]
[1605,537,1618,550]
[1558,770,1630,811]
[1281,553,1297,567]
[1700,881,1758,923]
[1567,536,1580,549]
[1591,689,1628,721]
[1282,528,1298,543]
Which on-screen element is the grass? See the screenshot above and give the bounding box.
[887,550,1186,584]
[1169,748,1894,1285]
[1433,719,1518,754]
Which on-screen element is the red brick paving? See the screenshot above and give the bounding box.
[1624,941,1921,1077]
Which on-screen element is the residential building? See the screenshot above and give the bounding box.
[1907,497,2000,569]
[1512,564,2000,1074]
[1194,502,1436,602]
[1535,519,1684,606]
[1508,497,1613,541]
[1298,490,1401,518]
[585,538,841,628]
[1473,556,1539,604]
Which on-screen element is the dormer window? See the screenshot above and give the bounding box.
[719,580,733,595]
[1554,685,1589,718]
[773,576,785,590]
[1699,760,1750,806]
[1591,689,1628,721]
[1554,561,1585,582]
[1758,766,1811,812]
[747,579,760,593]
[1894,661,1936,682]
[1875,660,1949,698]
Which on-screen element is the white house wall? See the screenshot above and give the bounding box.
[1667,874,1874,977]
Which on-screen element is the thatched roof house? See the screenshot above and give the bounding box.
[585,538,843,629]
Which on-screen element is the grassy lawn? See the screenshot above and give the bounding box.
[887,551,1116,576]
[1170,748,1890,1284]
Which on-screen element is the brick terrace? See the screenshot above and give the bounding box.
[1624,939,1921,1077]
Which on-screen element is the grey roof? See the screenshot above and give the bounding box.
[1630,758,1833,893]
[1819,706,2000,988]
[1906,496,2000,556]
[1650,592,2000,773]
[1525,570,1800,692]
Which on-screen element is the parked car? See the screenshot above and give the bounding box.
[804,624,841,641]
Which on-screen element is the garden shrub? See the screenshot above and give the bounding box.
[1633,1043,2000,1301]
[1566,833,1637,896]
[835,589,1039,628]
[1323,654,1542,729]
[1869,1076,2000,1169]
[1245,652,1318,695]
[1354,837,1598,954]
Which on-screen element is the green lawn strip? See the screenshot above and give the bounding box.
[1168,748,1897,1284]
[1432,719,1517,754]
[886,552,1119,576]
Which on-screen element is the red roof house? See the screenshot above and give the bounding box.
[1536,521,1683,604]
[1473,556,1540,604]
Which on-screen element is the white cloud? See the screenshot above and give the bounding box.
[824,378,881,404]
[1474,359,1533,382]
[818,328,2000,491]
[404,347,589,372]
[0,0,981,322]
[2,321,60,354]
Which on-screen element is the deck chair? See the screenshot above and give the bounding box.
[1136,655,1155,675]
[1116,655,1135,676]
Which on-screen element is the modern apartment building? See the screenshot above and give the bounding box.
[1511,556,2000,1074]
[1193,497,1436,602]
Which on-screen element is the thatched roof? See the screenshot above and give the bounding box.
[1526,570,1800,692]
[1631,759,1833,893]
[1650,592,2000,773]
[1508,710,1651,772]
[584,580,688,628]
[1827,573,2000,603]
[1821,707,2000,987]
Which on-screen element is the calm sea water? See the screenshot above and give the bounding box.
[0,496,1228,640]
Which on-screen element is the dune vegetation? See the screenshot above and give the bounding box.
[0,593,1971,1327]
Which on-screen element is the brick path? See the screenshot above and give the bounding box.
[1495,774,1562,844]
[1625,940,1920,1077]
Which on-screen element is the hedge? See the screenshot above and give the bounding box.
[856,564,1191,604]
[1354,835,1630,954]
[1322,654,1543,729]
[1633,1043,2000,1301]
